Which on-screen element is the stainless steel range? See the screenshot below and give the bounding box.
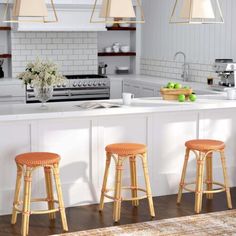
[26,74,110,103]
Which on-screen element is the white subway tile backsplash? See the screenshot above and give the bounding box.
[42,38,52,44]
[11,31,98,77]
[47,44,58,50]
[141,58,216,84]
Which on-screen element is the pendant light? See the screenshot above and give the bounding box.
[2,0,58,23]
[90,0,145,24]
[170,0,224,24]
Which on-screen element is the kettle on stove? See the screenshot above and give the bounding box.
[0,60,4,78]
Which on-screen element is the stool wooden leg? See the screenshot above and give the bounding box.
[11,164,23,225]
[141,153,155,218]
[220,150,232,209]
[99,152,112,211]
[52,164,68,232]
[44,167,56,220]
[177,148,190,204]
[206,153,213,199]
[21,167,33,236]
[194,152,205,214]
[129,156,139,207]
[113,156,123,222]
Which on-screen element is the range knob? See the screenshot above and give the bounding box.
[57,84,61,88]
[83,82,87,87]
[103,82,107,86]
[88,82,92,87]
[78,82,82,87]
[73,82,77,87]
[62,83,67,88]
[98,82,102,86]
[93,82,97,86]
[30,85,34,89]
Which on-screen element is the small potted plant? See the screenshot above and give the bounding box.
[18,59,66,108]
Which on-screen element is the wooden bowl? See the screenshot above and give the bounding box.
[160,88,193,101]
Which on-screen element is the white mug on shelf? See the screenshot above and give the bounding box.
[122,93,134,105]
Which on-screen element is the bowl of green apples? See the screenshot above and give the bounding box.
[160,82,196,102]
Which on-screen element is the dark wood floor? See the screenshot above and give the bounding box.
[1,188,236,236]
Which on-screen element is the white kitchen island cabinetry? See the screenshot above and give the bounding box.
[0,96,235,215]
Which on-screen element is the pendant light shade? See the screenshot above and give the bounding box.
[170,0,224,24]
[100,0,136,19]
[12,0,48,18]
[2,0,58,23]
[91,0,145,24]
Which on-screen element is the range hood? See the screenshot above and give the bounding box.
[2,1,106,31]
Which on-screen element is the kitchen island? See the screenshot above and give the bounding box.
[0,95,235,215]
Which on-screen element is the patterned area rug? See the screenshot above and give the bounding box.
[55,210,236,236]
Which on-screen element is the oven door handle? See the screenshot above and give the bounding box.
[70,90,109,96]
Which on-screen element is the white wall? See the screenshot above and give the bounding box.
[140,0,234,83]
[142,0,234,63]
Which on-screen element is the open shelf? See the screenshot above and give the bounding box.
[0,54,12,59]
[106,26,136,31]
[0,26,11,31]
[98,52,136,57]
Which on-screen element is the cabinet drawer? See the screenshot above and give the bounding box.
[0,85,25,97]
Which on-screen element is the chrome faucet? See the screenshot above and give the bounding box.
[174,51,189,82]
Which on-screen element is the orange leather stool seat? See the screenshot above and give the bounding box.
[185,139,225,152]
[177,139,232,214]
[11,152,68,236]
[100,143,155,222]
[105,143,147,156]
[15,152,60,167]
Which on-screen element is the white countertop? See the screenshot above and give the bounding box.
[0,94,236,122]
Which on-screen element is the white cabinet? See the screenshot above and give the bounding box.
[110,78,123,99]
[140,85,156,98]
[123,80,162,98]
[123,81,141,97]
[199,109,236,184]
[0,83,25,104]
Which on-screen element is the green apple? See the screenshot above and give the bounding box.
[189,93,197,102]
[178,94,185,102]
[174,83,182,89]
[167,82,175,89]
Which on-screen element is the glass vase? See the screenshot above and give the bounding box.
[34,86,53,108]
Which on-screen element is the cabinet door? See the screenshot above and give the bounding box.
[140,85,156,98]
[199,109,236,185]
[123,82,132,93]
[110,79,123,99]
[123,82,141,97]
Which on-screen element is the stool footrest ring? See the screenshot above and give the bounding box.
[13,198,60,215]
[103,186,148,202]
[183,181,226,194]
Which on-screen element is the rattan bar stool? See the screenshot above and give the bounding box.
[11,152,68,236]
[99,143,155,222]
[177,139,232,214]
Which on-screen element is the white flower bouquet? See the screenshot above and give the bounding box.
[17,59,66,88]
